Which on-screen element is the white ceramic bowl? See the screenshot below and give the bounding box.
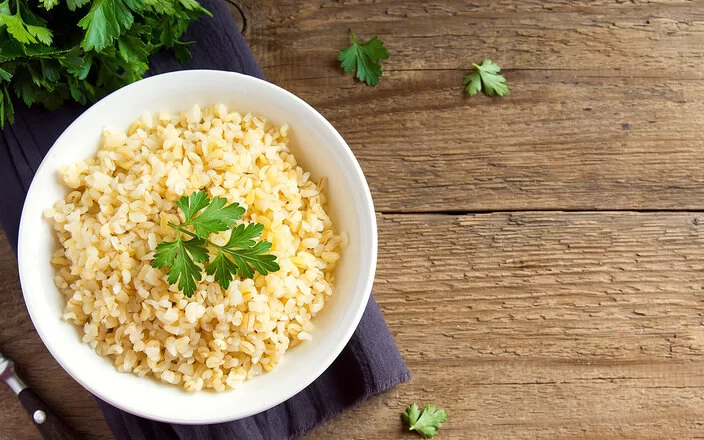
[17,70,377,423]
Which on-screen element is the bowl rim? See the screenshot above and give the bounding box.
[17,69,377,423]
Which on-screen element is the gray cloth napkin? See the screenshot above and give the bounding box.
[0,0,410,438]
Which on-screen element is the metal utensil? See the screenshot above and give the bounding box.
[0,349,80,439]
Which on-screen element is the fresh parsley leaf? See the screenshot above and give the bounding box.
[152,236,208,297]
[152,191,279,296]
[40,0,59,10]
[402,403,422,431]
[166,239,203,296]
[66,0,91,11]
[337,28,388,86]
[25,23,52,45]
[0,67,11,81]
[183,195,245,238]
[221,239,278,280]
[117,34,147,64]
[204,250,238,289]
[181,236,209,263]
[174,190,210,222]
[206,222,278,287]
[402,403,448,438]
[172,40,194,64]
[464,59,510,97]
[0,9,53,46]
[78,0,134,52]
[152,239,180,270]
[0,85,14,128]
[224,223,264,248]
[143,0,175,14]
[177,0,204,11]
[123,0,145,13]
[60,49,92,80]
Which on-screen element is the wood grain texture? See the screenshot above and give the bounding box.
[4,1,704,439]
[241,0,704,212]
[306,212,704,439]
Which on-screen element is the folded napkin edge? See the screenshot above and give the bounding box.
[286,370,412,440]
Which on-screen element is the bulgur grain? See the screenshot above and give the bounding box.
[46,105,342,391]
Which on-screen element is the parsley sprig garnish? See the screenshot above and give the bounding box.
[151,191,280,297]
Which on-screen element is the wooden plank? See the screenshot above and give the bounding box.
[246,0,704,77]
[237,0,704,211]
[305,212,704,439]
[5,209,704,438]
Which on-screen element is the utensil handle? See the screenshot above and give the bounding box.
[17,388,80,440]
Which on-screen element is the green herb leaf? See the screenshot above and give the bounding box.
[152,238,180,270]
[206,217,278,287]
[224,223,264,249]
[177,0,204,11]
[0,85,14,128]
[204,250,238,289]
[184,196,245,239]
[78,0,134,52]
[167,241,203,296]
[152,236,208,298]
[40,0,59,10]
[222,240,279,280]
[117,34,147,63]
[172,41,193,64]
[174,190,210,222]
[0,11,53,46]
[66,0,91,11]
[152,190,279,296]
[0,67,12,81]
[181,236,209,263]
[402,403,448,438]
[337,28,388,86]
[143,0,175,14]
[463,59,510,97]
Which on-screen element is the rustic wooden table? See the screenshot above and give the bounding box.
[3,1,704,439]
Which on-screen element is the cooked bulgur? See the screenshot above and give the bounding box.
[44,104,344,391]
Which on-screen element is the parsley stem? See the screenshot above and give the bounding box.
[168,222,223,249]
[349,28,357,43]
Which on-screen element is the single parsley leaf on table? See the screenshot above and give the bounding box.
[337,28,388,86]
[152,190,279,297]
[402,403,448,438]
[464,59,510,97]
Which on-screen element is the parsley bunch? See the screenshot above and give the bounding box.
[0,0,211,127]
[152,191,280,297]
